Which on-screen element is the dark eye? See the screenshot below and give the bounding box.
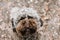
[20,17,26,20]
[28,16,33,19]
[17,16,26,24]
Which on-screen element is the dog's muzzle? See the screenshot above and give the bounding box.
[19,27,37,36]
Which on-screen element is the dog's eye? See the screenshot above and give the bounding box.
[20,17,26,20]
[28,16,33,19]
[17,17,26,24]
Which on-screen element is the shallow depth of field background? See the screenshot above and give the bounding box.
[0,0,60,40]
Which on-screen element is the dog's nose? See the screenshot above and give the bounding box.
[20,27,36,36]
[25,28,31,35]
[26,28,30,32]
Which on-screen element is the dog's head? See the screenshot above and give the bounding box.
[10,7,43,40]
[16,16,37,36]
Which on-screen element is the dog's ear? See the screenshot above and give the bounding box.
[40,19,43,27]
[11,18,16,32]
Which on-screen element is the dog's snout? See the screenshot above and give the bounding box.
[20,27,36,36]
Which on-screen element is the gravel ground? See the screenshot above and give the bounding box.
[0,0,60,40]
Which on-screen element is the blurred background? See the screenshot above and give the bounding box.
[0,0,60,40]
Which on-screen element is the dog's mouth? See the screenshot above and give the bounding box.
[20,27,37,36]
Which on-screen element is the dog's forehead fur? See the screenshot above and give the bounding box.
[10,7,41,28]
[10,7,40,20]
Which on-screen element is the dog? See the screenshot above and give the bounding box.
[10,7,43,40]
